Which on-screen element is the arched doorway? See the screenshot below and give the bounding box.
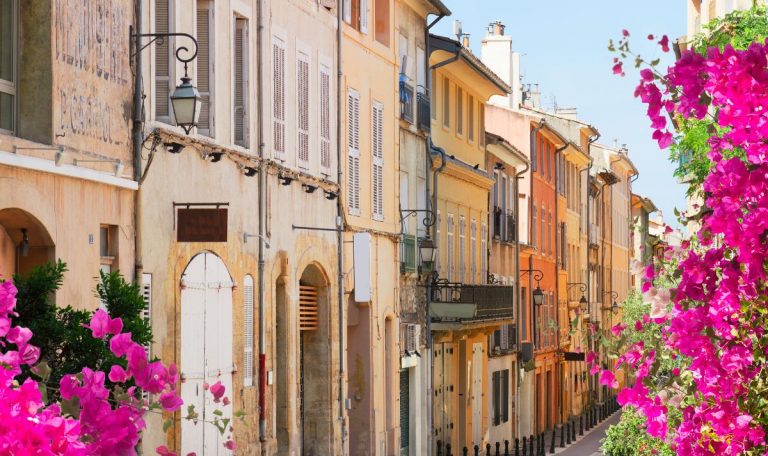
[298,264,332,455]
[180,252,234,455]
[0,208,55,278]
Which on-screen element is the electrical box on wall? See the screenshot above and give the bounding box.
[353,232,371,302]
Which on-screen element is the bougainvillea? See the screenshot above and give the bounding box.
[599,32,768,456]
[0,279,235,454]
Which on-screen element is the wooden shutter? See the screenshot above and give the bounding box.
[343,0,351,23]
[492,370,500,425]
[196,3,213,136]
[141,273,153,355]
[319,65,332,174]
[400,370,410,453]
[155,0,170,120]
[297,51,310,167]
[359,0,368,33]
[347,90,360,215]
[479,104,485,147]
[243,275,254,386]
[456,86,463,135]
[470,219,477,283]
[299,284,319,331]
[502,369,510,422]
[272,37,286,158]
[481,221,487,284]
[234,19,248,146]
[446,214,454,281]
[459,215,466,283]
[468,95,474,142]
[372,101,384,221]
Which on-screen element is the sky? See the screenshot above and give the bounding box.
[433,0,689,229]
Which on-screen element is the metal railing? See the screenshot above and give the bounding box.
[417,92,430,132]
[430,281,515,322]
[400,81,415,124]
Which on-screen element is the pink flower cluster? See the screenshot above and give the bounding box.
[0,280,221,455]
[612,39,768,454]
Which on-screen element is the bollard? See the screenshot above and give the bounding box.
[486,443,491,456]
[566,422,571,445]
[446,443,452,456]
[474,445,480,456]
[571,418,576,441]
[529,435,535,456]
[496,442,501,456]
[505,440,510,456]
[539,434,545,456]
[438,440,443,456]
[550,428,556,453]
[560,424,565,448]
[463,447,469,456]
[514,438,519,456]
[521,436,527,456]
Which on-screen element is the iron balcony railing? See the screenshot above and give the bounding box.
[417,92,430,132]
[429,281,515,323]
[401,234,418,274]
[492,207,516,243]
[400,81,415,124]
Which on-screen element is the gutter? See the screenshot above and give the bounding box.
[336,5,348,454]
[132,0,144,289]
[584,129,599,409]
[256,0,268,447]
[552,141,567,425]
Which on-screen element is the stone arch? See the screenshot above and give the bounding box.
[0,207,56,278]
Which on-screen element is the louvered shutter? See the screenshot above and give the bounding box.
[481,221,487,284]
[347,90,361,215]
[342,0,351,23]
[196,4,213,136]
[470,219,477,283]
[273,37,286,158]
[400,370,410,454]
[372,101,384,221]
[297,51,310,167]
[319,65,332,174]
[360,0,368,33]
[141,273,153,355]
[458,216,466,283]
[446,214,454,281]
[502,369,509,422]
[299,284,319,331]
[154,0,170,120]
[234,20,248,146]
[243,275,254,387]
[492,371,500,425]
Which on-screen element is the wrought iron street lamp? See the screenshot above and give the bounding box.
[532,286,544,306]
[521,267,545,306]
[131,29,201,134]
[603,291,619,314]
[567,282,588,309]
[419,237,437,271]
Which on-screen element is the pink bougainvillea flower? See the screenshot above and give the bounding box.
[600,369,619,389]
[209,381,226,403]
[159,391,184,412]
[108,365,130,383]
[622,29,630,37]
[658,35,670,52]
[612,62,624,75]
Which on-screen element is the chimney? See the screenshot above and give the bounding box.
[462,34,471,48]
[481,21,521,109]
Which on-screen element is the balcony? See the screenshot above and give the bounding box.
[492,207,516,243]
[417,92,430,132]
[399,81,414,124]
[429,282,515,327]
[401,234,418,274]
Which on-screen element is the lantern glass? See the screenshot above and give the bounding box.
[533,287,544,306]
[419,237,437,268]
[170,77,202,133]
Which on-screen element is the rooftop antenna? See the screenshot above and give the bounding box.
[453,20,463,40]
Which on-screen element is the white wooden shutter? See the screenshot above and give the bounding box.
[297,51,310,168]
[416,47,425,93]
[154,0,170,120]
[141,273,153,356]
[470,218,477,283]
[435,210,441,273]
[447,214,454,282]
[196,3,213,136]
[360,0,368,33]
[372,101,384,221]
[347,89,361,215]
[272,36,286,158]
[459,215,466,283]
[233,19,248,146]
[343,0,351,23]
[299,284,319,331]
[319,64,332,175]
[243,275,254,387]
[481,221,487,284]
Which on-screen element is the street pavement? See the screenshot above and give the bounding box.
[553,411,621,456]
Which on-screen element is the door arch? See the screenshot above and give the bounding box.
[180,252,234,455]
[0,207,55,278]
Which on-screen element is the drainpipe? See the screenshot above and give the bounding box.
[336,5,347,455]
[256,0,267,447]
[513,154,528,440]
[132,0,144,288]
[584,130,599,409]
[552,142,567,427]
[424,15,445,456]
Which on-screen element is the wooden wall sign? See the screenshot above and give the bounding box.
[177,208,228,242]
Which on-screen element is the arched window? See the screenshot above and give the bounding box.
[243,275,254,387]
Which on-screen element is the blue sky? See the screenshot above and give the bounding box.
[433,0,688,227]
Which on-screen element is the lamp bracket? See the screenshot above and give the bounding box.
[398,208,436,236]
[520,268,544,283]
[566,282,587,293]
[130,27,199,77]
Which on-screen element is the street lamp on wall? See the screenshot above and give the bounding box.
[419,237,437,273]
[521,267,545,306]
[131,28,201,134]
[603,291,619,313]
[532,286,544,306]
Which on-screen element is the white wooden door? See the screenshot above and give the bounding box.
[471,343,483,446]
[181,253,234,456]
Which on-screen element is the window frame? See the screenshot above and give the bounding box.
[0,0,17,134]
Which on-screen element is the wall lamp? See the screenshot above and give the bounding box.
[164,142,185,154]
[19,228,29,257]
[74,158,124,177]
[13,145,66,166]
[279,174,294,186]
[241,165,258,177]
[603,291,619,313]
[303,184,318,194]
[204,151,224,162]
[567,282,588,306]
[520,268,545,306]
[324,190,338,200]
[243,232,270,248]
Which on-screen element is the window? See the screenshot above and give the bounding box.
[447,214,454,281]
[416,47,425,94]
[521,287,529,342]
[374,0,389,46]
[548,212,553,257]
[531,132,538,172]
[470,218,477,283]
[492,370,510,425]
[481,221,487,284]
[436,210,441,273]
[468,95,475,142]
[479,103,485,147]
[243,275,254,387]
[154,0,171,122]
[319,64,332,175]
[99,225,118,274]
[347,89,361,215]
[234,18,249,146]
[0,0,15,133]
[372,101,384,220]
[541,207,546,255]
[442,76,450,128]
[297,50,310,167]
[458,215,466,283]
[343,0,368,33]
[272,36,286,157]
[456,86,463,136]
[196,2,213,136]
[531,202,537,248]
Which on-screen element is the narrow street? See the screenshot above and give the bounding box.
[555,412,621,456]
